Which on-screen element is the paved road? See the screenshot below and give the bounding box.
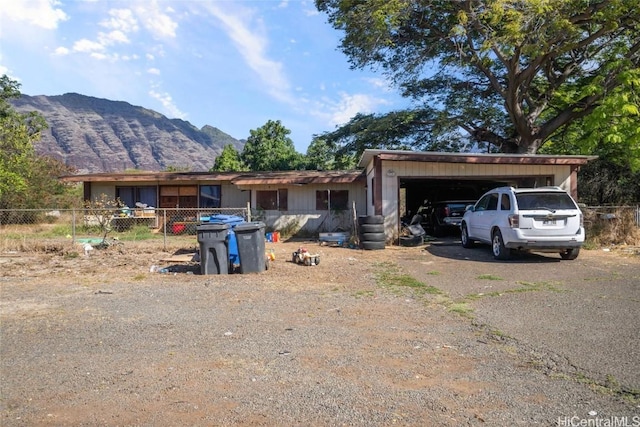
[397,237,640,391]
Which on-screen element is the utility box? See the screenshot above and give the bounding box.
[234,221,266,274]
[197,223,230,275]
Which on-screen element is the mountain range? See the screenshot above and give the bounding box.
[11,93,244,174]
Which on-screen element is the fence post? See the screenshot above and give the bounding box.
[247,202,251,222]
[72,209,77,244]
[162,209,167,251]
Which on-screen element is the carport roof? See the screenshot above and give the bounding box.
[358,150,597,168]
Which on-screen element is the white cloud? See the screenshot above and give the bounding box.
[314,92,390,127]
[0,0,68,30]
[134,1,178,39]
[53,46,70,55]
[73,39,105,54]
[204,3,293,104]
[99,30,130,45]
[364,77,394,92]
[149,89,186,119]
[147,68,160,75]
[99,8,138,33]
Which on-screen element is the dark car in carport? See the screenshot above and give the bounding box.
[429,200,476,236]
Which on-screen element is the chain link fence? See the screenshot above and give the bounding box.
[1,205,637,251]
[0,207,248,251]
[0,207,358,251]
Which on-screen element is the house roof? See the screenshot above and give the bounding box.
[60,171,245,183]
[231,170,364,186]
[60,170,365,185]
[358,149,598,168]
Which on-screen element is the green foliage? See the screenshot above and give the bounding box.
[540,69,640,203]
[304,136,357,170]
[211,144,248,172]
[241,120,304,171]
[315,109,471,163]
[0,75,77,210]
[316,0,640,154]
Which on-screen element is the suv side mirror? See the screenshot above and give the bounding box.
[465,205,475,212]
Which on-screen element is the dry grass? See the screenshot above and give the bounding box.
[584,207,640,248]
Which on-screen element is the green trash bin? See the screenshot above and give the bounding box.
[234,221,266,274]
[197,223,229,275]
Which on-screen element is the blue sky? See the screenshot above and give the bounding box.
[0,0,411,152]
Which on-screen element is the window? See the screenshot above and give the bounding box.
[500,194,511,211]
[487,193,499,210]
[316,190,349,211]
[316,190,329,210]
[330,190,349,210]
[159,186,198,208]
[256,189,288,211]
[200,185,221,208]
[475,193,499,211]
[515,192,577,210]
[116,186,157,208]
[257,191,277,210]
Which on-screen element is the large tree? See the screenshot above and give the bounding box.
[241,120,304,171]
[316,0,640,154]
[211,144,248,172]
[0,75,75,210]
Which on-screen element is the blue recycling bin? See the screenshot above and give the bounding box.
[207,214,245,269]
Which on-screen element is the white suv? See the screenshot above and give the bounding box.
[460,187,585,260]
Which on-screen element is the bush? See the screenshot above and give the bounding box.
[584,207,640,247]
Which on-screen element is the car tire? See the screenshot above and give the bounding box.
[399,235,423,247]
[361,241,385,250]
[492,229,511,260]
[359,223,384,233]
[560,248,580,260]
[360,232,385,242]
[358,215,384,225]
[461,224,474,248]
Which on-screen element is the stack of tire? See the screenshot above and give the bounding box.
[358,215,386,250]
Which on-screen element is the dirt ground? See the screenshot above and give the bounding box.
[1,237,638,426]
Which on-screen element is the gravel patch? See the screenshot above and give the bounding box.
[1,239,638,426]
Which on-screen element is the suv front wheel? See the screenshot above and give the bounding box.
[492,229,512,260]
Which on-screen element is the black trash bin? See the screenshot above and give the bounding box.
[234,221,266,274]
[197,223,230,275]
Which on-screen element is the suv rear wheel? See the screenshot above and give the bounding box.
[492,229,511,260]
[560,248,580,260]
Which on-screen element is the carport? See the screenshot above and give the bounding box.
[358,150,596,242]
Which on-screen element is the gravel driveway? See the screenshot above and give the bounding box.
[1,238,638,426]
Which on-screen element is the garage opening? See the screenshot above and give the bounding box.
[399,176,554,227]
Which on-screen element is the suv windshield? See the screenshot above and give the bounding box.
[515,192,577,210]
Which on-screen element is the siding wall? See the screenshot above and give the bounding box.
[246,182,366,234]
